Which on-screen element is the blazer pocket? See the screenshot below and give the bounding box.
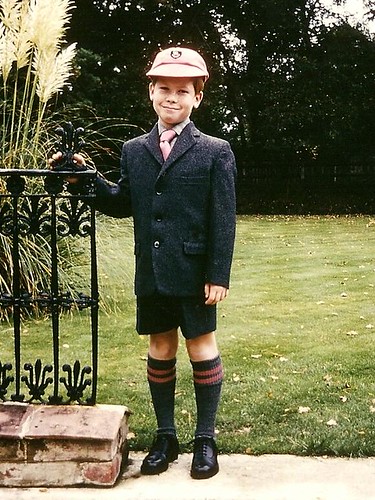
[179,176,209,186]
[183,242,207,255]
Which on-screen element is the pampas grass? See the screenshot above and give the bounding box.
[0,0,78,319]
[0,0,76,167]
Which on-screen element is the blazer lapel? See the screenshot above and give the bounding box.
[145,124,164,165]
[159,122,199,176]
[144,122,200,176]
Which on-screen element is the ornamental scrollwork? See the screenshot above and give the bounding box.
[0,362,14,401]
[57,198,91,237]
[60,360,92,404]
[22,359,53,404]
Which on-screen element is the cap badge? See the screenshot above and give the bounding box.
[170,50,182,59]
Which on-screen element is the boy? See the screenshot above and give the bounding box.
[52,47,236,479]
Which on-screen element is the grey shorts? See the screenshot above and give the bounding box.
[136,293,217,339]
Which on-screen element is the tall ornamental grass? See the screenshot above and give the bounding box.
[0,0,78,317]
[0,0,76,166]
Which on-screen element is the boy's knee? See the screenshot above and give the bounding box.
[186,332,218,362]
[149,329,179,359]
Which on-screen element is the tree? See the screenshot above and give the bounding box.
[62,0,375,207]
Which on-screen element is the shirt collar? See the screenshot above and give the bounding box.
[158,118,190,137]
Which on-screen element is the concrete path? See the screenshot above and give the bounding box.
[1,453,375,500]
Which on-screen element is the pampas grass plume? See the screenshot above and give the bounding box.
[28,0,74,51]
[34,42,76,103]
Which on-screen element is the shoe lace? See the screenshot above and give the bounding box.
[187,436,214,456]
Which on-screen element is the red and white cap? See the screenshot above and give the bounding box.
[147,47,209,82]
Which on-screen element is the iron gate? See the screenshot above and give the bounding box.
[0,123,98,405]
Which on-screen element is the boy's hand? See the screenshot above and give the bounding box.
[49,152,86,168]
[204,283,228,305]
[49,152,86,183]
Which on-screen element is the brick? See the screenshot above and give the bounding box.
[25,404,128,441]
[0,403,31,438]
[82,451,124,486]
[0,403,131,487]
[24,405,130,463]
[0,448,126,487]
[0,439,25,461]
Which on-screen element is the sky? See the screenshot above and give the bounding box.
[321,0,375,33]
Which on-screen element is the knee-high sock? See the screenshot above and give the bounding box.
[147,355,177,435]
[190,355,223,438]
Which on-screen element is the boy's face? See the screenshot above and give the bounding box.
[149,77,203,128]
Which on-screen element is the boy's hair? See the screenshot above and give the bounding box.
[193,78,205,94]
[150,76,205,94]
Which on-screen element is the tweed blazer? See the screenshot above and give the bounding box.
[94,121,237,297]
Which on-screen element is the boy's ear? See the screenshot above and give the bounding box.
[149,82,155,101]
[194,91,203,109]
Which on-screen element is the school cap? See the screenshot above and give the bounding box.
[146,47,209,82]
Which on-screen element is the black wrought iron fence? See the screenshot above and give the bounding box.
[0,124,99,405]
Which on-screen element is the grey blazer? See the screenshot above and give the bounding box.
[95,121,237,297]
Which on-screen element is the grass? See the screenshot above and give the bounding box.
[2,214,375,457]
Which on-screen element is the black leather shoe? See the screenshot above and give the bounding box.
[190,436,219,479]
[141,434,179,475]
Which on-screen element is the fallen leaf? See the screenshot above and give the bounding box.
[346,330,358,336]
[326,419,338,426]
[298,406,311,414]
[237,427,252,434]
[323,374,332,384]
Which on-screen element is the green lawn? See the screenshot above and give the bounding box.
[216,215,375,456]
[2,215,375,456]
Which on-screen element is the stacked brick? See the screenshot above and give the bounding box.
[0,403,131,487]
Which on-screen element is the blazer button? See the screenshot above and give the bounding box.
[153,241,160,249]
[156,190,162,196]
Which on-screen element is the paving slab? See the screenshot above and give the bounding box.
[1,453,374,500]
